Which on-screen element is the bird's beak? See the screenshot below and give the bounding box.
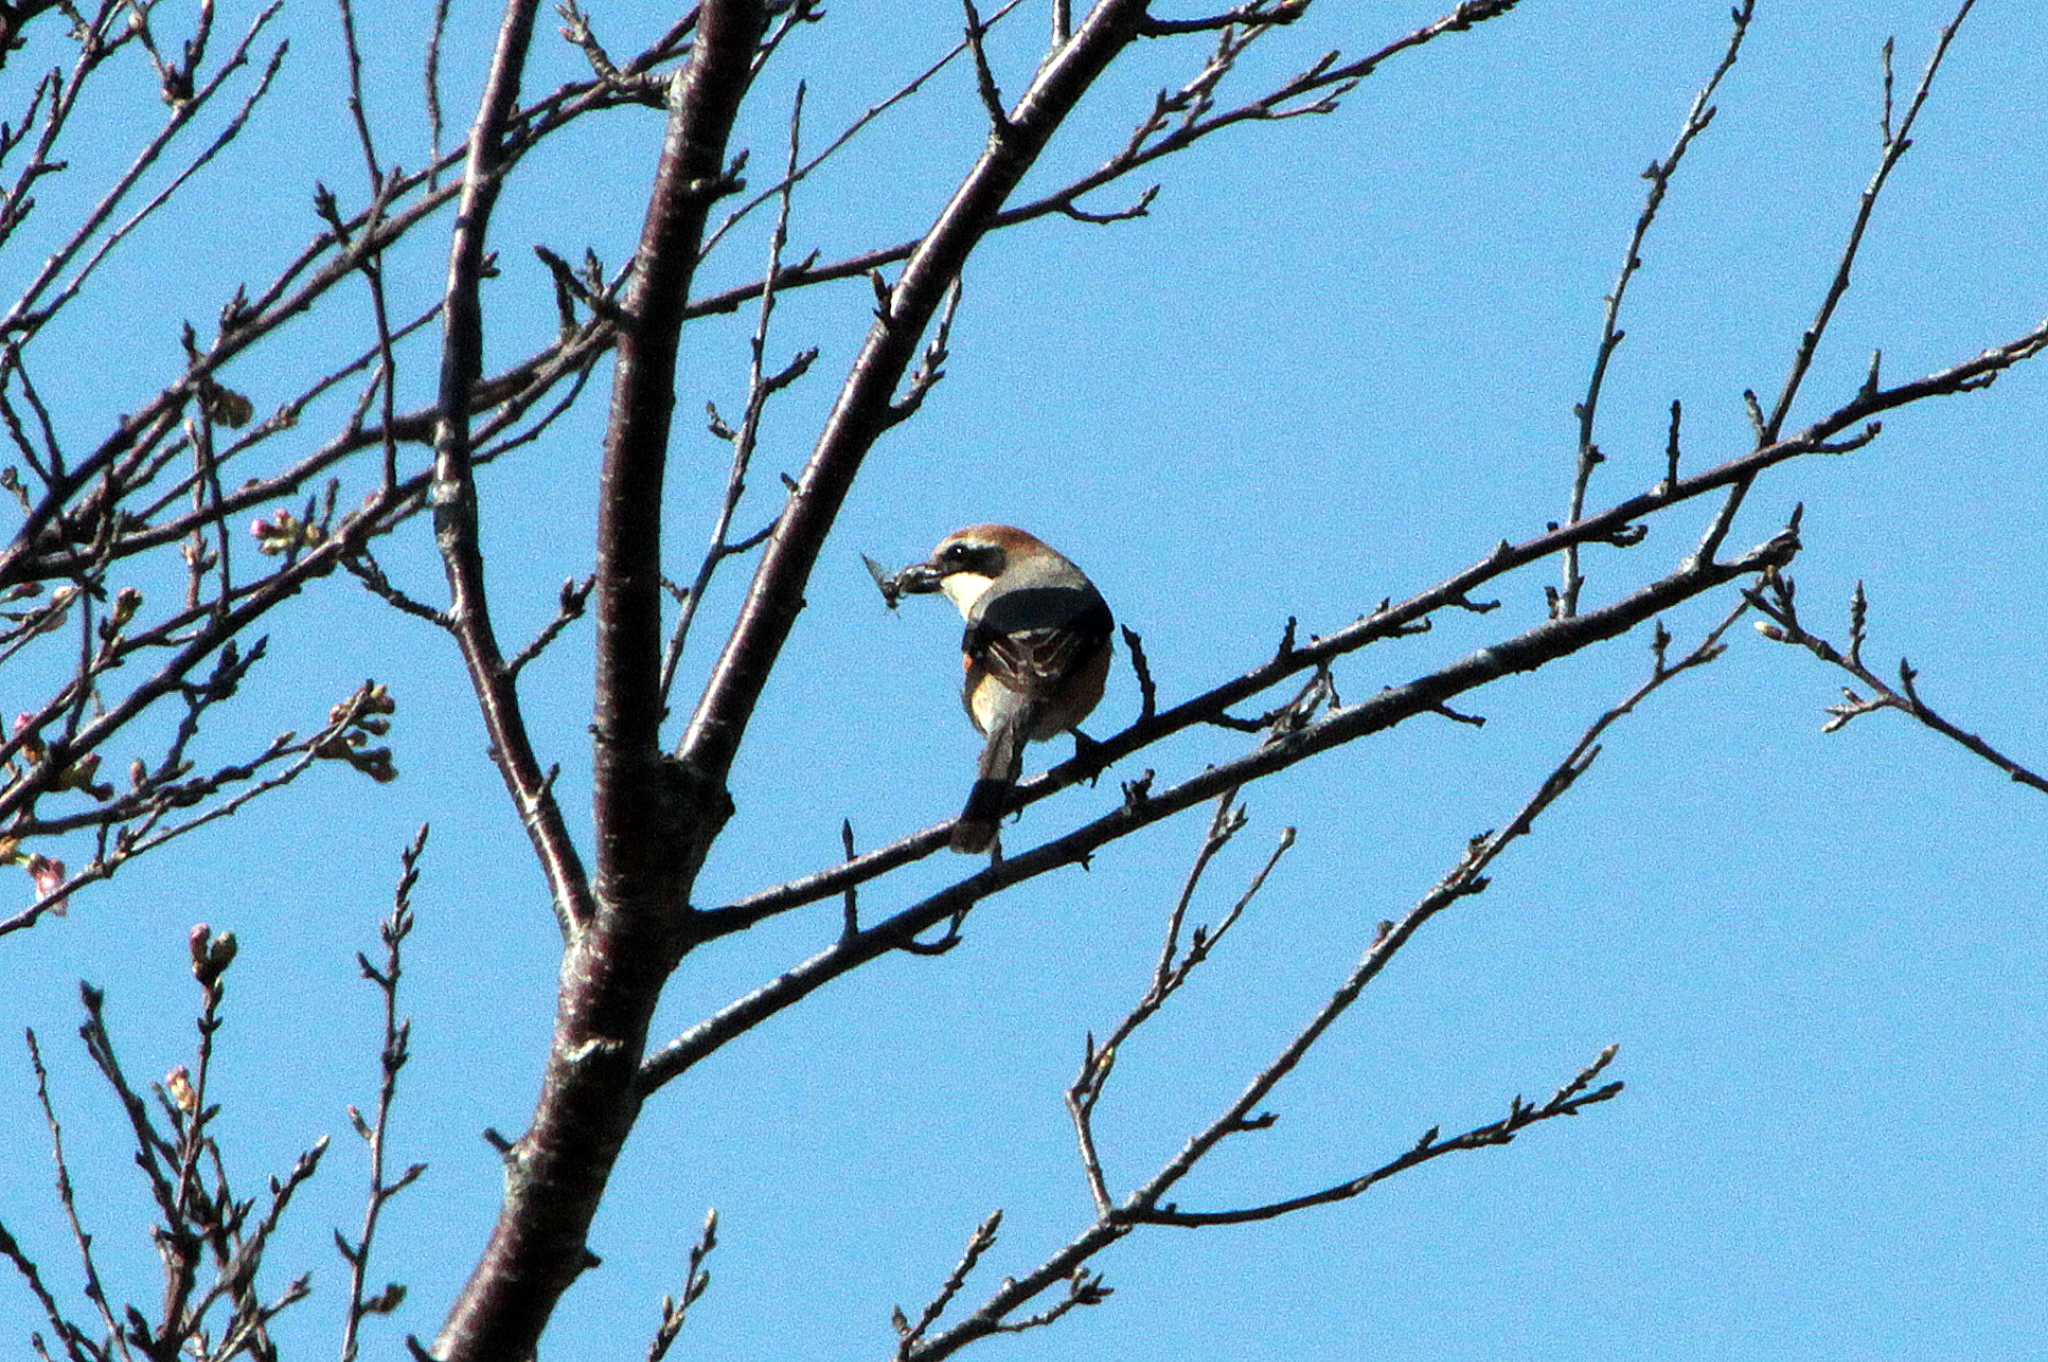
[890,560,944,596]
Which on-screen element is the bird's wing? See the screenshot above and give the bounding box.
[965,583,1113,697]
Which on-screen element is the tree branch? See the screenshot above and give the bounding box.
[706,317,2045,929]
[1131,1045,1621,1225]
[1697,0,1980,566]
[657,84,815,713]
[431,4,769,1360]
[1750,575,2047,795]
[643,527,1798,1095]
[1559,0,1750,617]
[427,0,593,939]
[900,602,1747,1351]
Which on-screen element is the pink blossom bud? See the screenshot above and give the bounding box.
[25,854,67,916]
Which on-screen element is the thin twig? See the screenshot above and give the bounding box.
[428,0,593,937]
[1559,0,1750,617]
[1697,0,1980,566]
[1750,575,2047,795]
[644,1208,719,1362]
[1067,793,1295,1215]
[26,1029,130,1362]
[1132,1046,1622,1225]
[339,826,430,1362]
[894,1210,1002,1357]
[702,2,1027,262]
[657,82,814,711]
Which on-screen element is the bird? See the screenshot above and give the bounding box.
[888,525,1113,853]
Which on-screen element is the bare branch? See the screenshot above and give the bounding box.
[1132,1046,1622,1225]
[904,602,1749,1353]
[894,1210,1002,1357]
[697,0,1027,264]
[1067,794,1288,1215]
[646,527,1798,1094]
[1560,0,1751,618]
[1699,0,1981,567]
[1138,0,1309,39]
[669,0,1526,331]
[883,277,961,428]
[24,1029,127,1362]
[427,0,595,939]
[345,551,451,628]
[426,0,454,186]
[1751,575,2047,795]
[658,82,815,711]
[960,0,1009,131]
[339,827,430,1362]
[897,598,1747,1356]
[0,4,287,342]
[709,312,2048,927]
[1765,0,1978,444]
[1121,624,1156,722]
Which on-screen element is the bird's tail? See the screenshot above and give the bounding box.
[951,709,1030,853]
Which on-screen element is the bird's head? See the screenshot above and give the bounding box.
[892,524,1050,618]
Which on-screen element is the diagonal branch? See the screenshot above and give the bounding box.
[0,3,287,343]
[705,314,2046,930]
[642,527,1798,1096]
[1068,793,1282,1215]
[676,0,1156,794]
[428,0,593,938]
[657,83,816,713]
[22,1029,126,1362]
[1138,0,1308,39]
[1697,0,1980,565]
[1764,0,1977,444]
[901,602,1748,1355]
[1750,576,2047,796]
[696,0,1028,264]
[1130,1046,1622,1226]
[664,0,1525,331]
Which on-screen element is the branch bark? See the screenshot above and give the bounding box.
[592,0,768,893]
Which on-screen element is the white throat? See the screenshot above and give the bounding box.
[939,571,995,619]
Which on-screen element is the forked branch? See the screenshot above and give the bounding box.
[1750,574,2047,795]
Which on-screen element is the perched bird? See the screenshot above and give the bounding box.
[890,525,1113,853]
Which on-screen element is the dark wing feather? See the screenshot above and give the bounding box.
[964,583,1112,698]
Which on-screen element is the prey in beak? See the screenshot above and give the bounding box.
[861,553,942,610]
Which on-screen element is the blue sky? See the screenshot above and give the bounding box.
[2,1,2043,1359]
